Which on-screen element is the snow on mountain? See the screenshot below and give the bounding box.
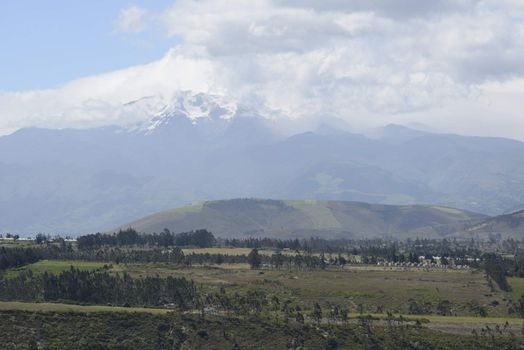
[123,91,239,134]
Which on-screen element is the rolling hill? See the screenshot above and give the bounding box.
[113,198,488,239]
[464,209,524,239]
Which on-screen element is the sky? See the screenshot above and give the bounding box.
[0,0,523,139]
[0,1,175,90]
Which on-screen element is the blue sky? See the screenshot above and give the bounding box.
[0,1,175,91]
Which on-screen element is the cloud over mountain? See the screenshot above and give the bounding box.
[0,0,523,139]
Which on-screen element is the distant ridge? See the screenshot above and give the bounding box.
[112,199,487,239]
[465,209,524,239]
[3,118,524,235]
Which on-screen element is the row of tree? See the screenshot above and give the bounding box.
[0,247,42,270]
[77,229,216,249]
[0,243,477,274]
[0,267,198,309]
[224,236,484,261]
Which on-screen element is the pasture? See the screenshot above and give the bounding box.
[106,261,511,317]
[0,301,170,314]
[182,247,299,256]
[2,255,523,338]
[2,260,107,278]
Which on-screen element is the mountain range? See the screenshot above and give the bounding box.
[1,92,524,235]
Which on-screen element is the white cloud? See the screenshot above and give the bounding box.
[114,5,148,33]
[0,47,219,131]
[1,0,524,139]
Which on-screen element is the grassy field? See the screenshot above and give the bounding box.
[3,256,520,338]
[0,301,170,314]
[0,239,38,248]
[4,258,510,318]
[508,276,524,301]
[0,299,520,337]
[6,307,516,350]
[0,300,519,324]
[3,260,107,278]
[183,247,253,255]
[106,262,511,317]
[182,247,299,256]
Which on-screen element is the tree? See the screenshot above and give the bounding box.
[436,300,451,316]
[35,233,49,245]
[271,252,284,269]
[518,294,524,318]
[312,303,322,324]
[340,308,349,324]
[295,312,304,324]
[247,249,261,269]
[483,253,510,292]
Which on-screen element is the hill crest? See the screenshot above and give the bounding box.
[113,198,487,239]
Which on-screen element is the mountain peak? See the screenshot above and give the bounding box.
[127,91,238,134]
[373,123,429,142]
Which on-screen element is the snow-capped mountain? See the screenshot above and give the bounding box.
[2,104,524,235]
[123,92,239,135]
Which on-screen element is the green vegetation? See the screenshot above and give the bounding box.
[3,259,106,278]
[509,277,524,301]
[103,262,510,317]
[115,198,486,239]
[0,301,170,314]
[1,309,523,349]
[77,229,216,249]
[182,247,288,256]
[0,267,197,308]
[3,234,524,348]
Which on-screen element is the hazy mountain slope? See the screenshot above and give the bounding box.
[248,129,524,215]
[114,199,487,239]
[463,209,524,239]
[374,133,524,214]
[1,101,524,235]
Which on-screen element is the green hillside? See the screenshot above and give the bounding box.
[113,199,487,239]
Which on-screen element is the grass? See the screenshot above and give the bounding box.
[183,247,253,255]
[5,259,506,317]
[2,255,523,342]
[2,260,521,337]
[508,276,524,301]
[3,259,107,278]
[2,258,516,320]
[0,301,170,314]
[106,262,510,317]
[286,199,341,229]
[0,239,37,248]
[0,300,519,326]
[182,247,298,256]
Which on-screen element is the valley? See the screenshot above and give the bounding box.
[2,1,523,348]
[2,231,524,348]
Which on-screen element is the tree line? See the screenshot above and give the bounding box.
[223,237,483,261]
[0,267,198,309]
[0,247,43,270]
[77,228,216,249]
